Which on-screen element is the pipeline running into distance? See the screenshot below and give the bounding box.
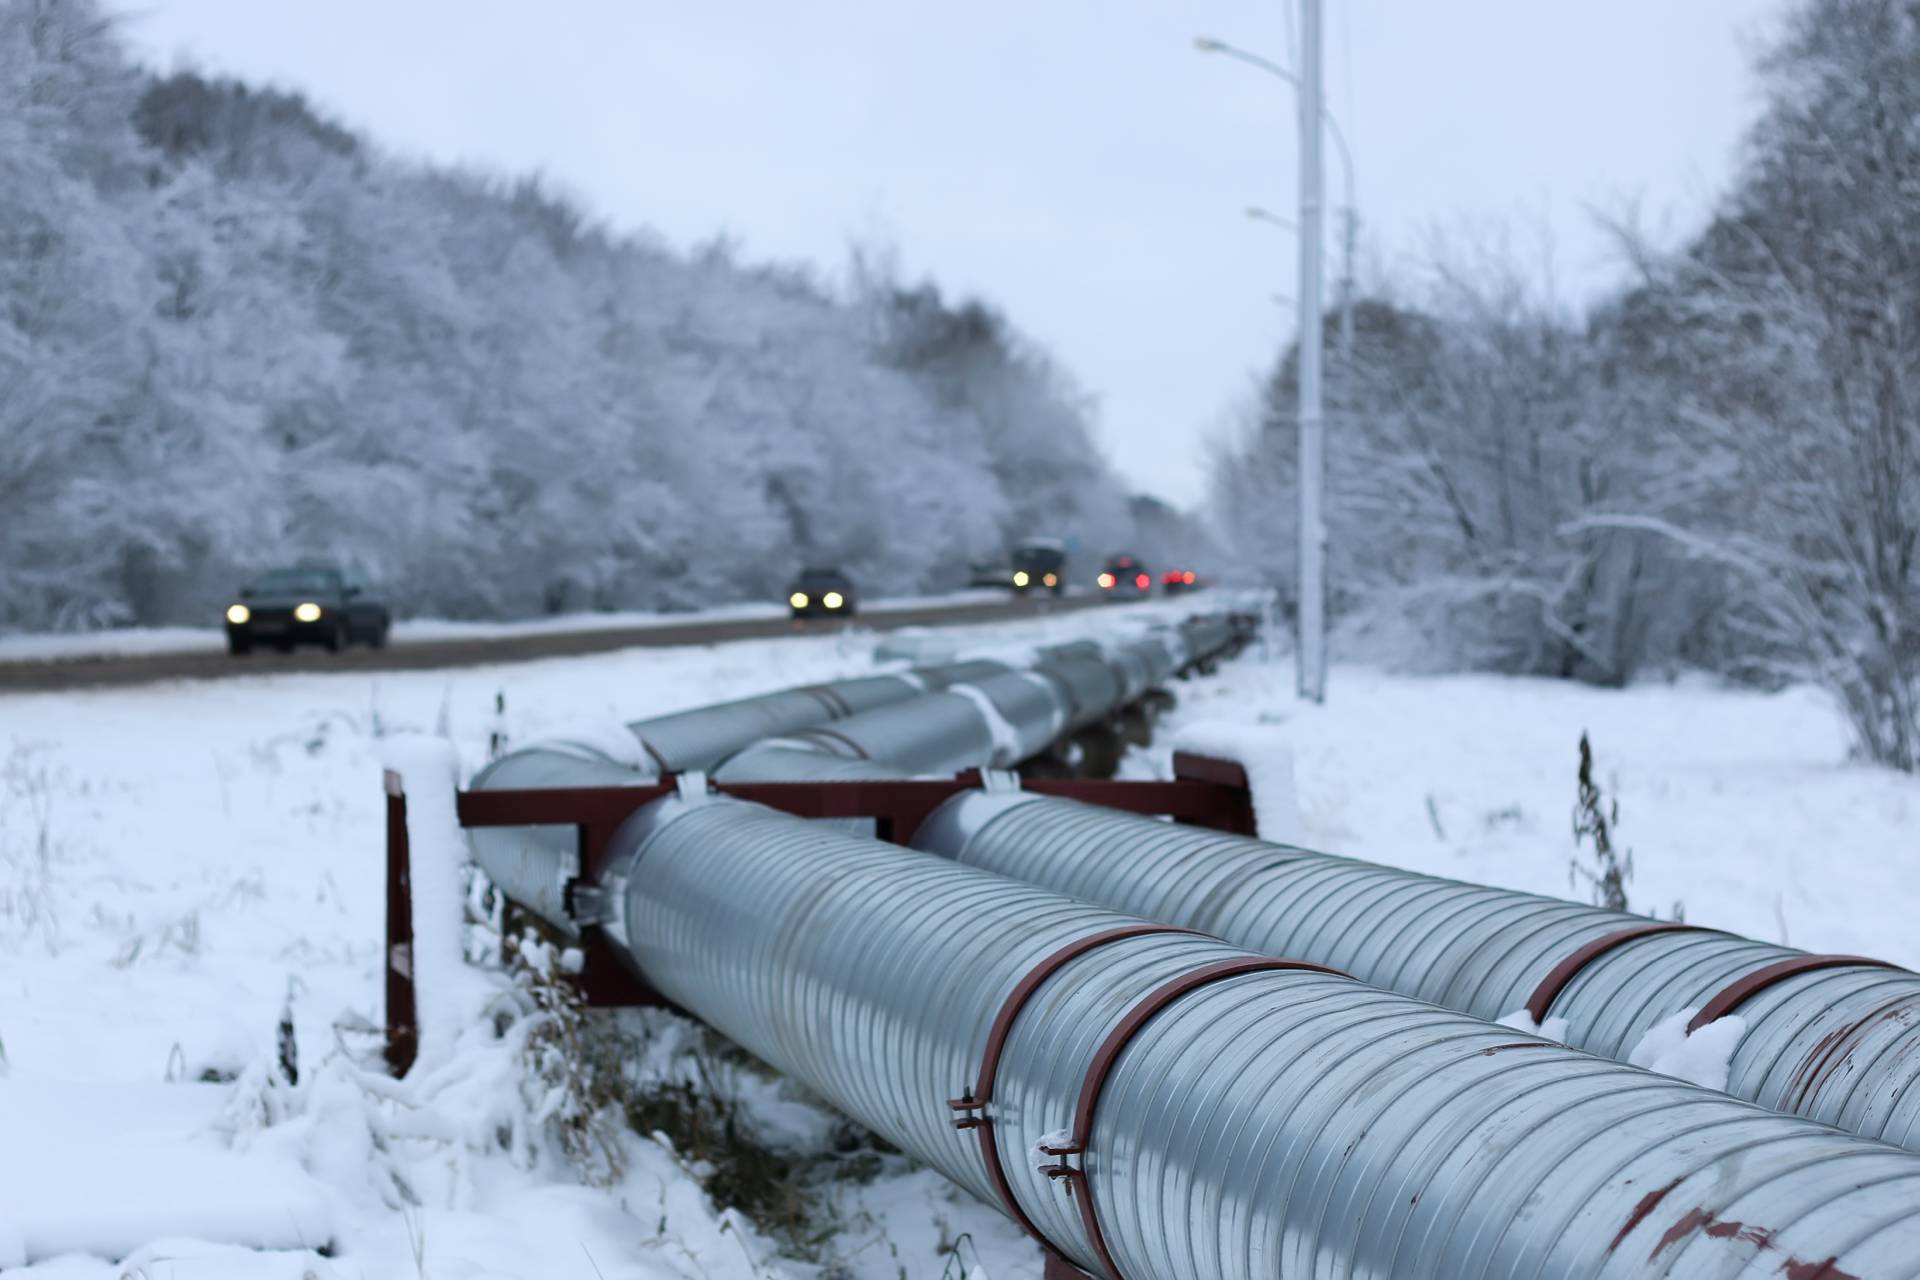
[601,790,1920,1278]
[469,613,1248,934]
[912,789,1920,1156]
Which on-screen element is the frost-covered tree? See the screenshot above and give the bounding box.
[0,0,1151,630]
[1206,0,1920,771]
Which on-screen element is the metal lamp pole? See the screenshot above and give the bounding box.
[1196,35,1357,371]
[1196,21,1346,701]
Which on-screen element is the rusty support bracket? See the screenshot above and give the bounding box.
[1046,957,1350,1280]
[383,769,418,1076]
[1524,922,1714,1025]
[944,925,1196,1262]
[385,756,1260,1073]
[1688,954,1906,1033]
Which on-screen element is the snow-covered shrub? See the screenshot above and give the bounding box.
[1568,733,1631,912]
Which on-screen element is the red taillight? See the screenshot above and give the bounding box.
[1161,571,1181,585]
[1135,573,1150,590]
[1184,571,1196,584]
[1097,572,1116,589]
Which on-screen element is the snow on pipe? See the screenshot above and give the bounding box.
[912,792,1920,1155]
[602,792,1920,1278]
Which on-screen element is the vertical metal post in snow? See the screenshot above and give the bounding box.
[1339,206,1356,362]
[1295,0,1327,702]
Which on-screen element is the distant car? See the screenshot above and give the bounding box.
[1160,569,1201,595]
[1096,554,1153,601]
[1010,539,1067,596]
[787,567,858,619]
[225,567,390,656]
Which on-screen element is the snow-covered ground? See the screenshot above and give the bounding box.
[4,612,1916,1277]
[0,604,1180,1279]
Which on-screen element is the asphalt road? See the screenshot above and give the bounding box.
[0,593,1111,693]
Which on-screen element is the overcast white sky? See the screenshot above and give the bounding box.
[125,1,1789,508]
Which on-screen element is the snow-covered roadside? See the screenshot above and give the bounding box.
[0,607,1190,1278]
[1132,658,1920,969]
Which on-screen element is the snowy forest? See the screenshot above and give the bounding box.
[1211,0,1920,771]
[0,0,1154,632]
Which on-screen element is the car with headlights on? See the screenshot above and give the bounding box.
[786,567,858,620]
[1096,553,1153,601]
[224,567,391,655]
[1010,538,1067,596]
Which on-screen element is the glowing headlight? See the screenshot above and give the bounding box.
[790,592,809,609]
[1043,573,1058,587]
[226,604,251,625]
[823,591,844,609]
[294,602,323,623]
[1012,570,1030,587]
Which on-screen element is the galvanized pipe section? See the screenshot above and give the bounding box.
[471,671,925,931]
[1030,653,1125,733]
[625,673,925,775]
[607,794,1920,1279]
[466,741,648,933]
[470,614,1247,941]
[711,629,1220,783]
[763,692,1001,777]
[912,659,1018,689]
[913,792,1920,1154]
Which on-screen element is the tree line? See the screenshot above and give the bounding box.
[1210,0,1920,771]
[0,0,1157,631]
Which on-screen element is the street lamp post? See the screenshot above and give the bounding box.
[1245,204,1297,233]
[1196,25,1346,702]
[1294,0,1327,702]
[1196,35,1358,370]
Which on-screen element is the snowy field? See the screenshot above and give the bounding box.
[4,610,1917,1278]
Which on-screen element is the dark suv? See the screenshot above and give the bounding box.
[225,567,391,655]
[1011,539,1067,596]
[786,567,858,619]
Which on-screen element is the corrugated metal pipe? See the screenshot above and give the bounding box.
[601,791,1920,1278]
[912,791,1920,1156]
[709,631,1207,785]
[625,672,927,775]
[470,671,935,933]
[468,615,1247,943]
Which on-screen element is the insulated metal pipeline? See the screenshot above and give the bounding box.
[472,671,928,933]
[604,794,1920,1279]
[912,659,1018,689]
[752,692,1001,777]
[469,618,1239,940]
[1030,654,1125,733]
[913,792,1920,1155]
[466,741,650,933]
[625,673,926,775]
[1176,615,1233,666]
[713,633,1203,783]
